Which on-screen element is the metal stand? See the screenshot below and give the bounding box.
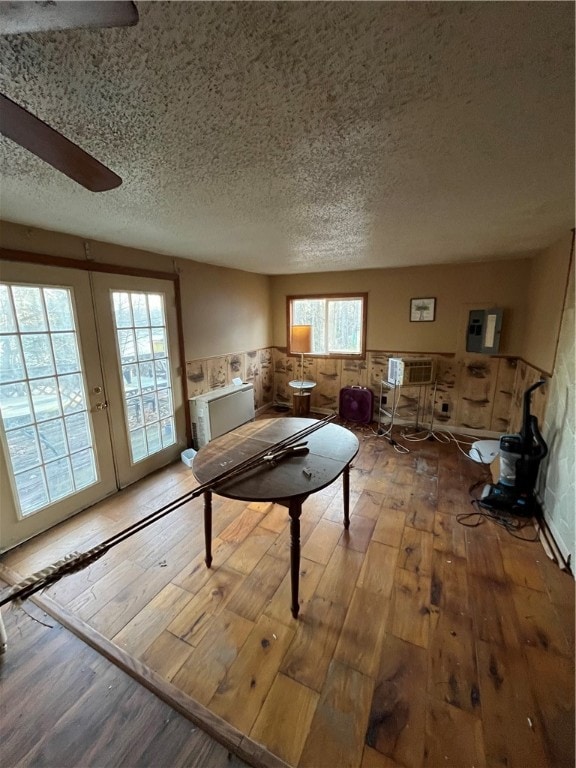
[377,379,437,436]
[412,380,437,432]
[377,380,400,436]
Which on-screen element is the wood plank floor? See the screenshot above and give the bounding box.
[1,415,574,768]
[0,598,249,768]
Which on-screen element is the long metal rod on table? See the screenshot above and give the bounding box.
[0,414,336,608]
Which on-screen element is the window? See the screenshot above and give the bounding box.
[287,294,367,358]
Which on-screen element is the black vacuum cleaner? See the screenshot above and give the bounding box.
[481,379,548,516]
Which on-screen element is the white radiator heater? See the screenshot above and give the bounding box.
[189,383,255,449]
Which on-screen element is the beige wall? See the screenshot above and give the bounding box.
[522,232,574,374]
[178,260,271,361]
[270,259,533,356]
[0,221,272,361]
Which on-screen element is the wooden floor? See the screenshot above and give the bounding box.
[0,599,248,768]
[1,416,574,768]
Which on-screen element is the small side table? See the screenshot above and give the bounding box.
[288,380,316,417]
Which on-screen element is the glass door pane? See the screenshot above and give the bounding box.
[0,284,98,516]
[112,291,176,463]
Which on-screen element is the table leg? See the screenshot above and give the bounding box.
[288,498,303,619]
[203,490,213,568]
[343,463,351,530]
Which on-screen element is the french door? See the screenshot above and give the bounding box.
[91,272,185,487]
[0,263,186,551]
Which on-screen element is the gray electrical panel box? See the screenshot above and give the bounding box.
[466,308,503,354]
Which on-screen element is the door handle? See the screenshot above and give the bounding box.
[95,401,109,410]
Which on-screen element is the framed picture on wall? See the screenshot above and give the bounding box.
[410,297,436,322]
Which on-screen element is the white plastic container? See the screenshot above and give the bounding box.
[181,448,197,467]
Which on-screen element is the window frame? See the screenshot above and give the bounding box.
[286,293,368,360]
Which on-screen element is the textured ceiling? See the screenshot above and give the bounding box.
[0,1,574,275]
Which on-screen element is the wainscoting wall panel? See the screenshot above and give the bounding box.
[184,348,548,436]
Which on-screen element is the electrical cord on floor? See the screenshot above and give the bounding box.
[388,436,410,454]
[338,418,410,453]
[373,421,410,453]
[334,417,380,441]
[400,426,433,444]
[401,425,493,463]
[468,476,490,496]
[345,406,496,462]
[372,421,392,438]
[457,498,540,541]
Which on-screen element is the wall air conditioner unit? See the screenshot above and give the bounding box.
[189,383,254,449]
[387,357,435,387]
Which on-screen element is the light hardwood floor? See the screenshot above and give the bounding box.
[1,416,574,768]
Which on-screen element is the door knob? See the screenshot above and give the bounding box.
[95,401,109,410]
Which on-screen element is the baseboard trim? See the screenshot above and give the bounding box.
[540,514,574,576]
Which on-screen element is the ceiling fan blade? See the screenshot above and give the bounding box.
[0,93,122,192]
[0,1,138,36]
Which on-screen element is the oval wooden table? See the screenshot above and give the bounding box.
[193,417,359,618]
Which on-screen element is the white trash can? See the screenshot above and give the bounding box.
[181,448,197,467]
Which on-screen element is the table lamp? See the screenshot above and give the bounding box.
[291,324,312,386]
